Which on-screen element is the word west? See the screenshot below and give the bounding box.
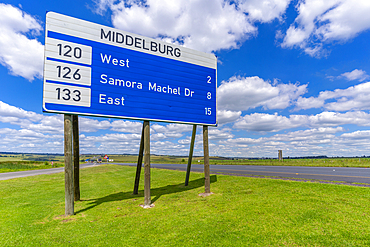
[100,53,129,67]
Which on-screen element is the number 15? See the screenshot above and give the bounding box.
[205,108,211,115]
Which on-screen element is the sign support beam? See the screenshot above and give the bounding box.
[185,125,197,186]
[203,125,211,194]
[133,121,145,195]
[43,12,217,210]
[64,114,74,215]
[143,120,151,207]
[73,115,80,201]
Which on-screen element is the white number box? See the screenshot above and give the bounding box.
[44,60,91,86]
[45,37,92,65]
[43,82,91,107]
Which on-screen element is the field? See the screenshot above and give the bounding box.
[0,153,65,162]
[0,161,64,173]
[2,153,370,173]
[1,164,370,246]
[1,153,370,175]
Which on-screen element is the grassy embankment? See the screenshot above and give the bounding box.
[1,154,370,174]
[0,161,64,173]
[1,164,370,246]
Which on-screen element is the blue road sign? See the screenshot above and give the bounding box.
[43,12,217,126]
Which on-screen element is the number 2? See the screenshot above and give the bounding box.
[207,76,211,83]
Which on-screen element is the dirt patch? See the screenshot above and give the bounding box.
[53,214,77,223]
[61,218,75,223]
[198,192,214,197]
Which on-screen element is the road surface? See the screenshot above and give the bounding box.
[0,163,99,181]
[1,162,370,184]
[117,163,370,184]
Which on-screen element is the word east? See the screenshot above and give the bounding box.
[99,94,125,106]
[100,74,142,89]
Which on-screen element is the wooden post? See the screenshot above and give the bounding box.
[64,114,74,216]
[73,115,80,201]
[203,125,211,194]
[133,121,145,195]
[278,150,283,161]
[185,125,197,186]
[143,120,151,206]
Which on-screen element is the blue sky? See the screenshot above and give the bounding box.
[1,0,370,157]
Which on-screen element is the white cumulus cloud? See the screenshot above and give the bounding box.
[0,4,44,80]
[340,69,369,82]
[0,101,43,123]
[281,0,370,57]
[94,0,290,53]
[217,110,242,125]
[236,0,291,23]
[308,111,370,127]
[217,76,307,111]
[209,128,234,140]
[340,130,370,140]
[233,112,308,132]
[296,81,370,111]
[110,120,142,133]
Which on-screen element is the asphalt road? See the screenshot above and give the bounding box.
[117,163,370,184]
[2,162,370,184]
[0,163,99,180]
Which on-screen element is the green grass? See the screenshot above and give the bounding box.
[0,154,65,162]
[1,164,370,246]
[0,161,64,173]
[0,155,27,162]
[2,154,370,172]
